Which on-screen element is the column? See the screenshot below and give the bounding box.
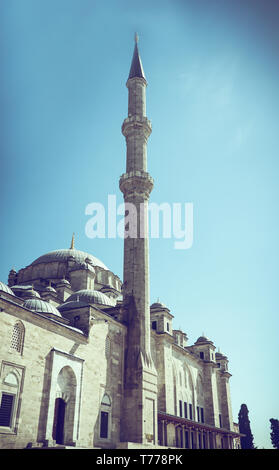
[206,431,210,449]
[188,428,192,449]
[195,429,199,449]
[161,420,165,446]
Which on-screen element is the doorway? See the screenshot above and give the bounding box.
[53,398,66,444]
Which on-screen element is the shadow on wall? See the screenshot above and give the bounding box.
[36,351,53,444]
[93,322,123,449]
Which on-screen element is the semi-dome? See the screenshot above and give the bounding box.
[65,289,116,307]
[23,298,62,317]
[0,281,15,296]
[31,249,108,271]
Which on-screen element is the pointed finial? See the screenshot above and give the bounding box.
[128,32,146,80]
[70,233,75,250]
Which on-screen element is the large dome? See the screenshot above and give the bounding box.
[31,249,108,270]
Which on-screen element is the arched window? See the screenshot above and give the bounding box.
[100,393,111,439]
[11,321,24,354]
[101,394,111,406]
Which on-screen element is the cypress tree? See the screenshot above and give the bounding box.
[238,403,255,449]
[270,418,279,449]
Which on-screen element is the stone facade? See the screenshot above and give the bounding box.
[0,37,241,449]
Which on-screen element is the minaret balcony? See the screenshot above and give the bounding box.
[122,115,152,138]
[119,170,154,199]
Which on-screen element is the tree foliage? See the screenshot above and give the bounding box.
[270,418,279,449]
[238,403,255,449]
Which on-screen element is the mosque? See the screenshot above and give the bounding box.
[0,36,241,449]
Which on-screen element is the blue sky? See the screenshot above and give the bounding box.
[1,0,279,449]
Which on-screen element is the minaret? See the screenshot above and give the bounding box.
[119,34,157,446]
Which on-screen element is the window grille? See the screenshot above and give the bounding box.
[11,322,24,353]
[0,393,14,427]
[105,337,111,358]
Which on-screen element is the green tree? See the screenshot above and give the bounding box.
[270,418,279,449]
[238,403,255,449]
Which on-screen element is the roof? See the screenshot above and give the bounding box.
[128,37,146,81]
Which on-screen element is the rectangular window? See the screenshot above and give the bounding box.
[100,411,109,438]
[166,322,169,332]
[179,400,183,417]
[200,351,204,359]
[151,321,157,330]
[189,403,193,420]
[201,407,204,423]
[0,393,14,427]
[197,406,200,422]
[184,402,187,419]
[219,414,222,428]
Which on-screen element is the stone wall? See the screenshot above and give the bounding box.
[0,298,126,449]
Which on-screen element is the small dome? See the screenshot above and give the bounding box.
[58,300,89,312]
[56,278,71,287]
[43,285,57,293]
[151,301,167,309]
[66,289,116,307]
[216,350,227,359]
[0,281,15,296]
[195,336,212,344]
[26,289,41,298]
[23,298,61,317]
[11,285,41,298]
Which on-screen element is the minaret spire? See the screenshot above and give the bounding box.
[128,32,146,81]
[119,36,157,446]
